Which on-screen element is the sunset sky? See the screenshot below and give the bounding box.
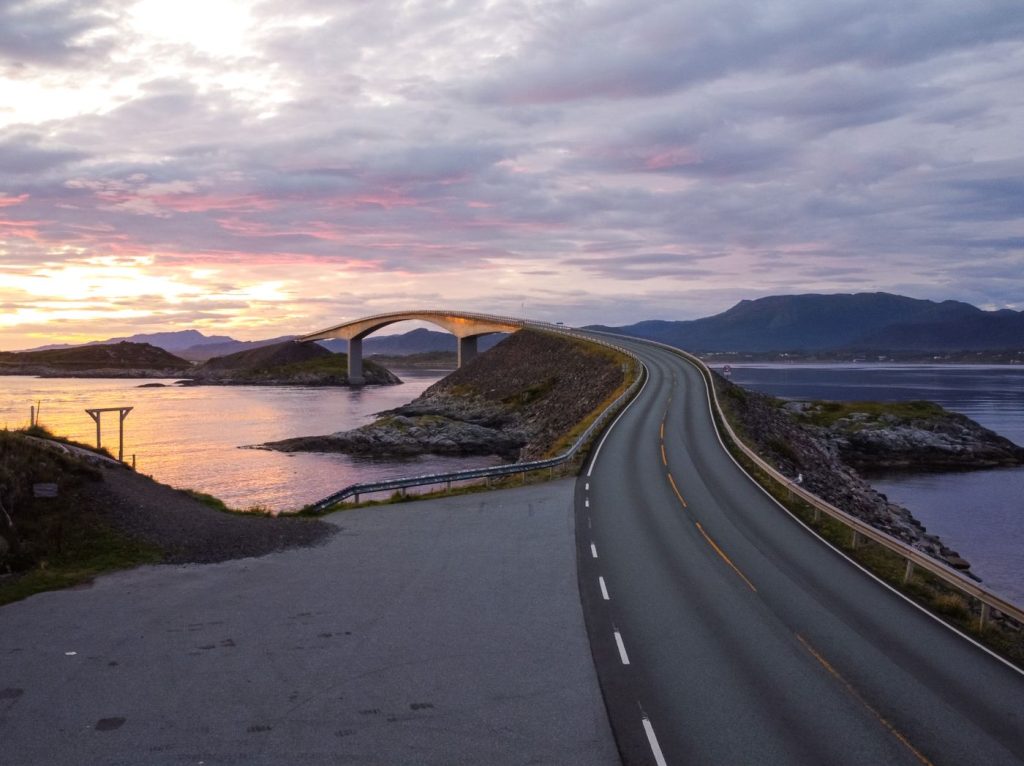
[1,0,1022,349]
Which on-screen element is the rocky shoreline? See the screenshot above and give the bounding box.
[715,377,1024,573]
[261,330,629,460]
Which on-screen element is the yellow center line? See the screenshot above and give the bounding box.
[660,443,668,465]
[795,634,934,766]
[659,421,664,440]
[694,521,757,592]
[666,472,688,508]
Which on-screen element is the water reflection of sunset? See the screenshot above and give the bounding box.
[1,375,497,512]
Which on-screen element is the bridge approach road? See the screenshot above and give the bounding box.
[575,335,1024,765]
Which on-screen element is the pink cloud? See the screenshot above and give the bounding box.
[0,194,29,208]
[0,218,44,240]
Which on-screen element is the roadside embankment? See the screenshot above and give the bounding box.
[0,430,333,604]
[712,377,1024,573]
[261,329,629,460]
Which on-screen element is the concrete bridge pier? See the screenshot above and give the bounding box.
[458,336,479,368]
[348,337,364,385]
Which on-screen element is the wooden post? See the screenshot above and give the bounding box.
[903,559,915,584]
[30,405,35,427]
[850,529,862,549]
[118,409,127,462]
[979,602,991,631]
[84,406,132,461]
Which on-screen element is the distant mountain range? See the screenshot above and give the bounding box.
[21,327,506,360]
[14,294,1022,359]
[587,293,1024,352]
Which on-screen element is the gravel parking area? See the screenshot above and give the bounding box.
[94,463,334,563]
[0,479,618,765]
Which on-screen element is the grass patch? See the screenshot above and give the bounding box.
[799,400,945,428]
[0,511,163,606]
[182,489,274,517]
[0,429,164,606]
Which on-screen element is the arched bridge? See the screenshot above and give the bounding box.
[299,310,531,384]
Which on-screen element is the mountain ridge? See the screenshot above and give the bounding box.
[587,292,1023,353]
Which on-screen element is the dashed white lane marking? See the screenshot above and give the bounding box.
[599,576,610,600]
[591,543,598,558]
[613,630,630,665]
[585,482,589,491]
[585,498,590,508]
[642,716,668,766]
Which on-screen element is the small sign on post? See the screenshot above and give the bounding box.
[33,483,58,498]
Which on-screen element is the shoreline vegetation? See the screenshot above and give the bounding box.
[0,426,333,606]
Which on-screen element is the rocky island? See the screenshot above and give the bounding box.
[185,340,400,386]
[261,329,630,460]
[0,342,192,378]
[714,376,1024,572]
[0,338,401,387]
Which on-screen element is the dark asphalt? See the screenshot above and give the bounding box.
[576,337,1024,766]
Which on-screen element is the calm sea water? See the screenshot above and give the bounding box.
[727,364,1024,605]
[0,374,497,513]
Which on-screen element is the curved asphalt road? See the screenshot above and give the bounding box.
[576,336,1024,766]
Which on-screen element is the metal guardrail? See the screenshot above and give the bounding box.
[305,329,645,513]
[644,339,1024,631]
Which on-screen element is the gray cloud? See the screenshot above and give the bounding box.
[0,1,116,67]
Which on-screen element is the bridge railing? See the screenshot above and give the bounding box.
[304,328,644,513]
[641,339,1024,632]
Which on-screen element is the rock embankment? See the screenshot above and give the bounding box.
[263,329,629,460]
[714,378,1024,573]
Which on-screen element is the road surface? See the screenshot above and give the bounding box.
[576,336,1024,765]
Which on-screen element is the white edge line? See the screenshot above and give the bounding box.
[586,363,651,478]
[599,576,610,600]
[642,717,668,766]
[591,543,598,559]
[613,630,630,664]
[666,346,1024,679]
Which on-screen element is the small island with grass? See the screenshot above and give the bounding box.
[185,340,401,386]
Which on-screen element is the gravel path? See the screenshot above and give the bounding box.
[91,463,334,563]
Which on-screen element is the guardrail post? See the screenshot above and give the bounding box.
[813,507,820,523]
[850,529,862,549]
[354,493,360,504]
[446,480,451,493]
[903,559,914,584]
[979,602,991,631]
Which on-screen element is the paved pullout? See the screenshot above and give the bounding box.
[0,481,618,766]
[577,336,1024,766]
